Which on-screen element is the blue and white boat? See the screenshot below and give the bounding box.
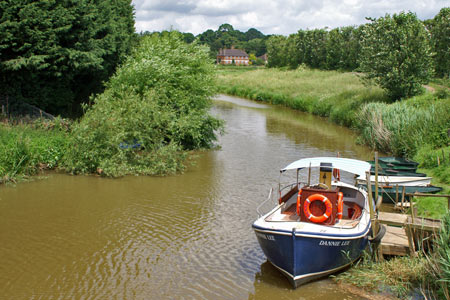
[252,157,372,288]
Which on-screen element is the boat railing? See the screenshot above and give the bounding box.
[256,187,273,217]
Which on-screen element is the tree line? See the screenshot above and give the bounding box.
[141,23,269,59]
[266,8,449,99]
[1,2,448,117]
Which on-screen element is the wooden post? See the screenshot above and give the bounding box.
[395,184,399,206]
[406,223,416,257]
[366,171,381,261]
[307,162,311,186]
[374,152,379,210]
[401,186,406,211]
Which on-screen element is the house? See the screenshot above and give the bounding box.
[217,48,249,66]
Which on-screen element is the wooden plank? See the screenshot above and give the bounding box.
[378,212,408,226]
[380,225,409,256]
[406,216,441,231]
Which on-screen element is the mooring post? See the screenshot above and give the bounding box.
[366,171,381,261]
[374,152,379,209]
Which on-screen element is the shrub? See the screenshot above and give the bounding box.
[63,32,223,177]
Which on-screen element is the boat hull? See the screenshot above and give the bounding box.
[368,185,443,203]
[357,175,432,187]
[252,225,370,287]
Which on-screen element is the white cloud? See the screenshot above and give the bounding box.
[132,0,449,35]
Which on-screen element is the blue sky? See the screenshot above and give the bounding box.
[132,0,448,35]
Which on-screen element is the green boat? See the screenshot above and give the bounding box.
[367,185,443,203]
[368,160,417,172]
[377,157,419,168]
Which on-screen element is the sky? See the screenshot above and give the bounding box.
[132,0,449,36]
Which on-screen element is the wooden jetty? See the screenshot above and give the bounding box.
[378,209,442,256]
[369,153,447,257]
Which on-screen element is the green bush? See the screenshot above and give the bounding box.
[63,32,223,177]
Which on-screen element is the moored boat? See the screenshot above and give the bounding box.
[377,157,419,167]
[367,184,443,203]
[367,160,418,173]
[370,169,426,177]
[252,157,372,288]
[357,175,432,187]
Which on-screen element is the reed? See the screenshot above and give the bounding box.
[334,254,429,298]
[357,95,450,158]
[422,211,450,299]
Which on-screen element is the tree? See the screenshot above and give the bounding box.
[430,8,450,78]
[245,28,265,41]
[359,12,433,100]
[0,0,135,116]
[266,35,287,67]
[64,32,223,176]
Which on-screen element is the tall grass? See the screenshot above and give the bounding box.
[423,211,450,299]
[357,98,450,158]
[217,67,387,128]
[334,254,429,298]
[0,118,70,183]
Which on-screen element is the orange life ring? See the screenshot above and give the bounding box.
[303,194,333,223]
[337,192,344,220]
[296,189,303,216]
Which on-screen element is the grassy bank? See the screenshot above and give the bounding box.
[335,211,450,299]
[217,66,450,178]
[0,118,70,183]
[217,66,388,128]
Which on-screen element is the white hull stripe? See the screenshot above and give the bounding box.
[253,225,370,240]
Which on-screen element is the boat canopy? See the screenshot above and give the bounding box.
[281,157,371,178]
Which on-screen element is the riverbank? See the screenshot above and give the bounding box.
[0,117,70,184]
[218,66,450,298]
[217,66,450,182]
[217,66,387,128]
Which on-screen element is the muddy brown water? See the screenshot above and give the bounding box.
[0,95,374,299]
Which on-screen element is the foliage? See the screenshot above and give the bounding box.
[266,26,362,71]
[217,67,386,127]
[357,94,450,157]
[415,145,450,185]
[429,8,450,78]
[0,0,136,116]
[334,255,429,298]
[63,32,223,177]
[266,35,288,67]
[0,118,70,183]
[359,12,433,100]
[196,24,268,58]
[424,211,450,299]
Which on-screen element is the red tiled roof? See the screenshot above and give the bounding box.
[217,49,248,57]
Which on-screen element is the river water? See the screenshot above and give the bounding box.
[0,95,374,299]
